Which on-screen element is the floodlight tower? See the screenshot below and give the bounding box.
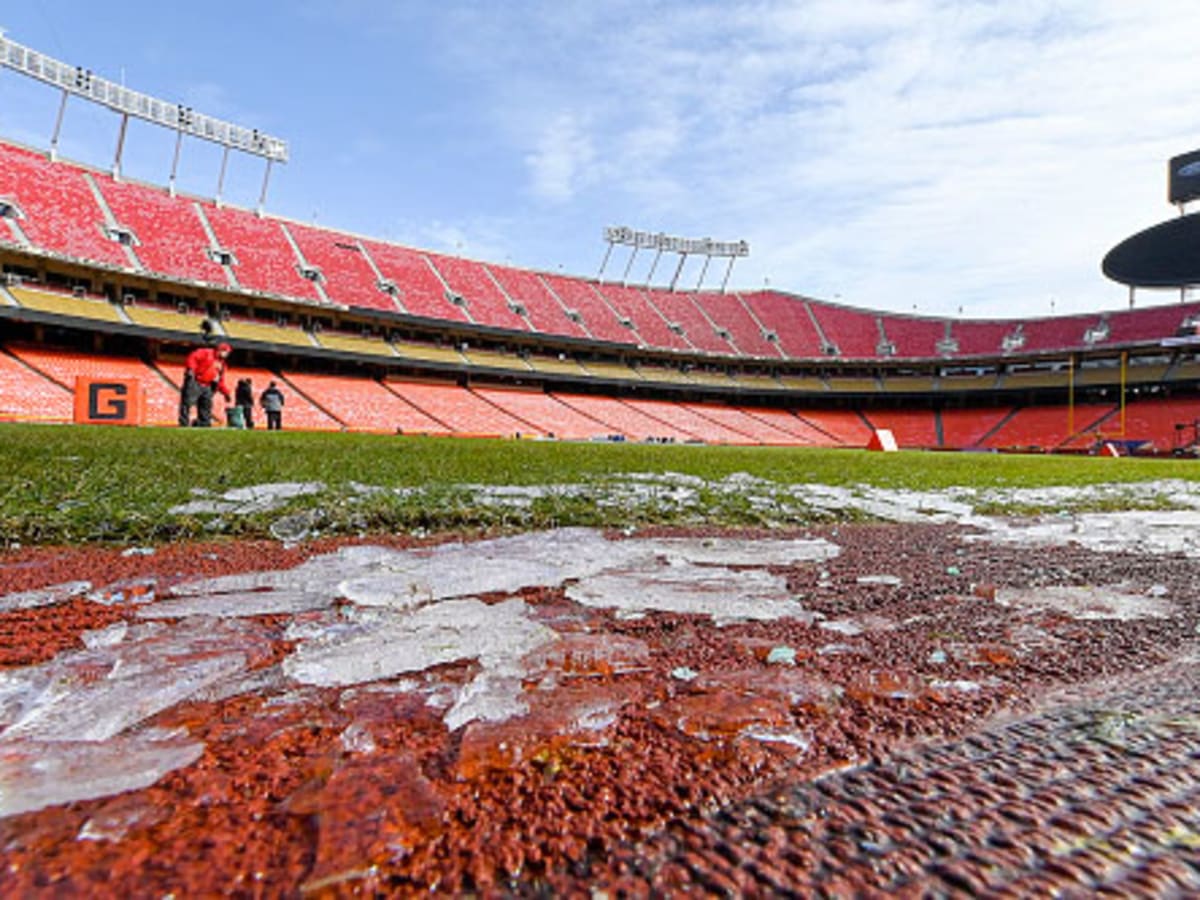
[0,33,288,211]
[598,225,749,292]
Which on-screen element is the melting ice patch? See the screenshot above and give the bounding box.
[168,481,325,516]
[565,559,812,626]
[993,584,1176,621]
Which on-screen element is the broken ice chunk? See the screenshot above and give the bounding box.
[0,734,203,818]
[283,598,558,687]
[565,559,812,625]
[0,580,91,613]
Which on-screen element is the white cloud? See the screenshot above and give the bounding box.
[525,112,596,203]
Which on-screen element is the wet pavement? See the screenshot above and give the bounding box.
[0,519,1198,896]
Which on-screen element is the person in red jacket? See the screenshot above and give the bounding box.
[178,342,232,427]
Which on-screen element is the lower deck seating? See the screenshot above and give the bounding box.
[155,361,343,430]
[737,407,841,445]
[385,380,539,437]
[937,407,1014,450]
[0,348,72,422]
[619,398,755,443]
[11,345,179,426]
[796,409,873,446]
[1103,397,1200,452]
[681,403,798,444]
[470,388,610,440]
[980,403,1116,451]
[861,409,940,449]
[551,393,696,442]
[283,373,447,434]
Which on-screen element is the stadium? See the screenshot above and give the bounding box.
[3,11,1200,896]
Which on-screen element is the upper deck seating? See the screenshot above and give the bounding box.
[1017,313,1102,353]
[860,409,939,448]
[1105,302,1200,345]
[283,372,446,433]
[0,347,72,422]
[201,204,322,302]
[357,240,468,322]
[740,291,824,358]
[948,320,1013,357]
[11,345,179,425]
[594,283,690,350]
[485,264,590,339]
[880,314,948,359]
[643,289,736,354]
[532,275,633,345]
[286,223,398,313]
[470,387,609,440]
[93,176,227,284]
[385,380,539,437]
[0,143,128,268]
[551,393,696,441]
[425,253,530,332]
[693,293,783,358]
[808,300,883,358]
[937,406,1014,449]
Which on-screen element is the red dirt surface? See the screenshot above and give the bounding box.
[1,524,1198,896]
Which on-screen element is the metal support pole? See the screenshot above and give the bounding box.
[597,240,615,280]
[645,248,664,286]
[719,257,737,293]
[695,254,713,291]
[668,253,688,292]
[1120,351,1127,438]
[49,89,69,160]
[257,159,274,214]
[1067,355,1075,438]
[215,146,231,207]
[168,130,184,197]
[621,247,639,285]
[112,113,129,181]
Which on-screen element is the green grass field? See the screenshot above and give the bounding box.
[2,423,1198,545]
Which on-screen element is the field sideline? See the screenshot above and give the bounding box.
[3,423,1199,545]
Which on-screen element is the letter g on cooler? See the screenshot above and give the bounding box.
[89,382,127,419]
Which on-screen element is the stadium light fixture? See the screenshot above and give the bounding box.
[599,226,749,293]
[0,33,287,207]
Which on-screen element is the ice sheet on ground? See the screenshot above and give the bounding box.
[993,584,1176,620]
[565,558,813,626]
[964,510,1200,557]
[283,598,558,691]
[0,733,203,819]
[168,481,325,516]
[0,619,265,741]
[0,580,91,612]
[336,528,649,607]
[138,588,335,619]
[648,536,839,566]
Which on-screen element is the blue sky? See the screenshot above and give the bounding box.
[0,1,1194,319]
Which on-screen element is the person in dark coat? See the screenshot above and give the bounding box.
[235,378,255,429]
[260,380,285,431]
[178,342,231,427]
